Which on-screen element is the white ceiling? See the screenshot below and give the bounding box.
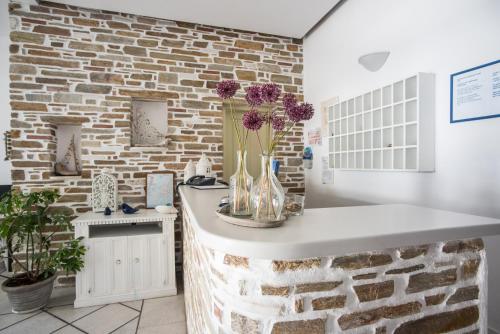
[52,0,340,38]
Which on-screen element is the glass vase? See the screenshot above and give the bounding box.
[251,154,285,223]
[229,150,253,216]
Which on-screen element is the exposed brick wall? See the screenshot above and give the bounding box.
[8,1,304,282]
[184,206,486,333]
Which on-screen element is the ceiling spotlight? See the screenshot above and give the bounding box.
[358,52,390,72]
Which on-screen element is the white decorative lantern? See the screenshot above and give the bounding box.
[196,153,212,177]
[92,169,118,212]
[184,160,196,182]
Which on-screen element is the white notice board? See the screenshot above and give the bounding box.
[450,59,500,123]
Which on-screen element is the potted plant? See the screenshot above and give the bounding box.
[0,190,86,313]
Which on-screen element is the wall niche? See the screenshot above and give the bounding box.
[55,124,82,177]
[131,99,168,147]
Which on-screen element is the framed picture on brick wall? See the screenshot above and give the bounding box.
[146,171,175,208]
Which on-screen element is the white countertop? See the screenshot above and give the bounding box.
[180,187,500,260]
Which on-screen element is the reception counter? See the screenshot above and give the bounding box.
[180,187,500,334]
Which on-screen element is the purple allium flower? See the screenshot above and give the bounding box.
[242,110,264,131]
[287,103,315,122]
[271,116,285,131]
[261,83,281,103]
[299,103,314,121]
[245,86,263,107]
[216,80,240,99]
[282,93,298,112]
[286,106,302,123]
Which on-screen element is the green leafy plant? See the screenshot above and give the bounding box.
[0,190,85,286]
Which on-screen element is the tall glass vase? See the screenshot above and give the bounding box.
[251,154,285,223]
[229,150,253,216]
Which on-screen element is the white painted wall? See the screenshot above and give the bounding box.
[303,0,500,330]
[0,3,11,185]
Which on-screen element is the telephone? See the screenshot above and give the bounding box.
[185,175,216,186]
[176,175,229,192]
[176,175,216,192]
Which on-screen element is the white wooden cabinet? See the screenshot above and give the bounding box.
[72,210,177,308]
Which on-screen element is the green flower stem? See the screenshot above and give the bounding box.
[255,156,277,220]
[233,151,250,213]
[270,122,296,153]
[229,98,245,152]
[268,105,272,154]
[266,160,277,218]
[256,132,264,153]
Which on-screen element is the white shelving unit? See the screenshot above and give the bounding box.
[327,73,435,172]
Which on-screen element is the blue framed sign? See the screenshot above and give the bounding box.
[450,59,500,123]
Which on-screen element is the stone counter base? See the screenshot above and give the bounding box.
[183,210,486,333]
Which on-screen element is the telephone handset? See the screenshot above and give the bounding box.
[185,175,216,186]
[175,175,215,191]
[176,175,228,192]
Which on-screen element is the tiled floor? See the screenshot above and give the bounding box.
[0,274,187,334]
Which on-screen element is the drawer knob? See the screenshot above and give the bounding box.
[116,259,121,265]
[134,258,140,263]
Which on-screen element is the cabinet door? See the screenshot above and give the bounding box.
[88,238,112,297]
[110,238,129,294]
[87,237,128,297]
[147,235,166,290]
[129,235,166,292]
[78,239,93,299]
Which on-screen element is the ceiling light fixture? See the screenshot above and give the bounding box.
[358,51,390,72]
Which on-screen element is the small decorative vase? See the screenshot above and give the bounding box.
[229,150,253,216]
[183,160,196,182]
[92,169,118,213]
[196,153,212,177]
[251,154,285,223]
